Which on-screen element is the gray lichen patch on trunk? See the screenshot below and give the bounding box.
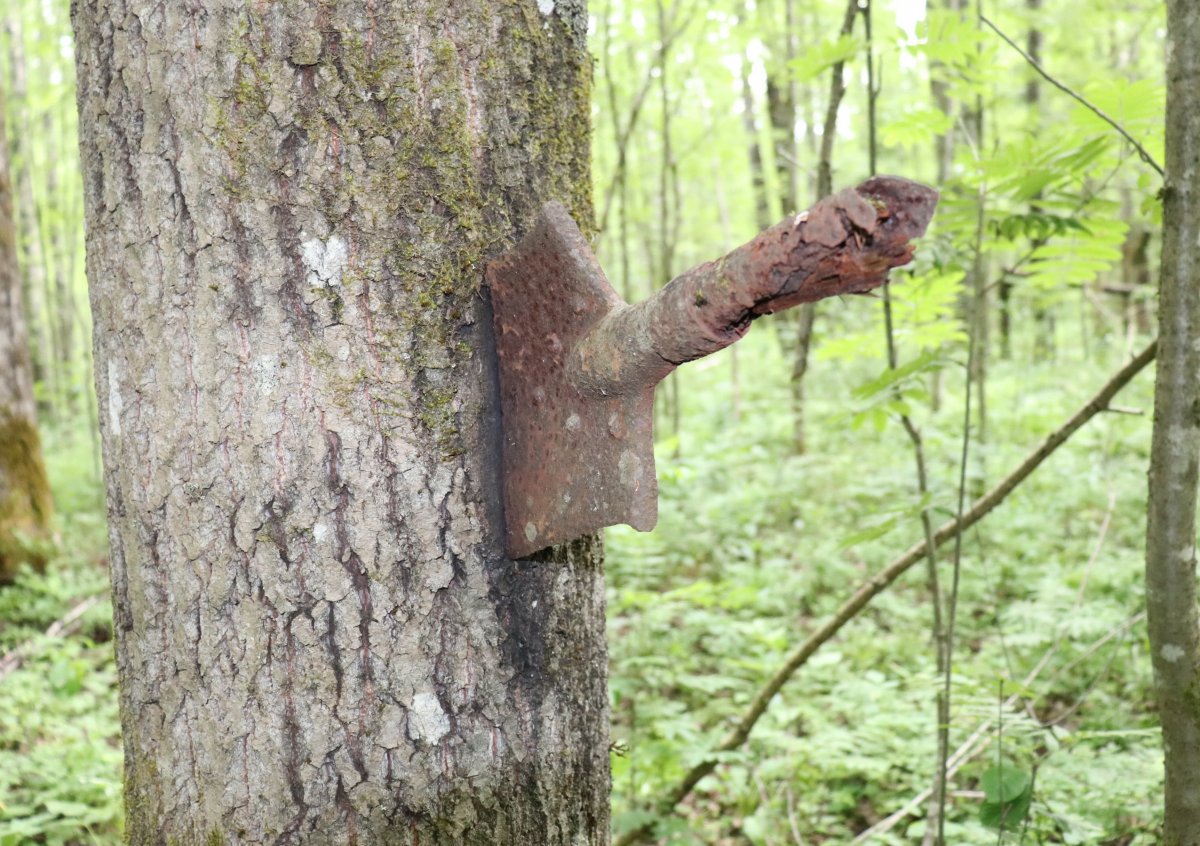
[73,0,607,842]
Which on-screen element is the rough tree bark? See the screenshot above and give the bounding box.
[0,84,53,581]
[73,2,607,843]
[1145,1,1200,842]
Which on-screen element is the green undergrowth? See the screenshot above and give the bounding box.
[0,331,1165,846]
[607,318,1162,845]
[0,425,121,845]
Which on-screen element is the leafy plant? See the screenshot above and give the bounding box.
[979,763,1033,833]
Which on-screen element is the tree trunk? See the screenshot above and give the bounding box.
[73,2,608,843]
[1120,221,1152,335]
[765,0,798,218]
[1146,1,1200,842]
[1024,0,1056,362]
[4,17,55,421]
[789,0,857,454]
[741,70,772,232]
[928,0,958,188]
[0,83,53,581]
[44,108,79,418]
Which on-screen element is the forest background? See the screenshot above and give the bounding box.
[0,0,1171,843]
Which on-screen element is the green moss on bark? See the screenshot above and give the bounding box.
[207,3,594,465]
[78,0,607,839]
[0,413,53,581]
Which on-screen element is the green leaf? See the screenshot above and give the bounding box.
[980,764,1034,831]
[881,108,955,150]
[46,660,84,697]
[612,809,661,836]
[852,350,942,402]
[789,34,862,82]
[980,781,1033,832]
[981,765,1030,803]
[839,516,899,549]
[919,9,982,67]
[42,799,92,817]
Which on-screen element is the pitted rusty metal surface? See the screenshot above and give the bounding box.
[488,176,938,558]
[488,204,659,558]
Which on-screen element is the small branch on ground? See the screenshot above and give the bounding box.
[0,593,105,679]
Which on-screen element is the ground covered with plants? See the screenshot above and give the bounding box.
[0,331,1162,844]
[0,433,120,844]
[607,327,1161,843]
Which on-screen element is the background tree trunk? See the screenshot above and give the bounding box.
[764,0,798,218]
[788,0,857,456]
[4,19,55,420]
[72,1,608,843]
[0,83,52,581]
[1145,0,1200,841]
[740,70,772,233]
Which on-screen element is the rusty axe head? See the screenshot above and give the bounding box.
[487,177,938,558]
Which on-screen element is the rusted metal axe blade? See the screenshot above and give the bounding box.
[487,203,659,559]
[487,176,938,558]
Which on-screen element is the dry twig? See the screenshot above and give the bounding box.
[0,594,105,679]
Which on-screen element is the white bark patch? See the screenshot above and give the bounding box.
[107,360,124,436]
[301,234,349,287]
[423,556,455,593]
[254,355,279,397]
[313,522,329,544]
[408,692,450,743]
[1162,644,1187,663]
[537,0,555,13]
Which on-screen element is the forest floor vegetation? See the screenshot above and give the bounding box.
[0,322,1164,845]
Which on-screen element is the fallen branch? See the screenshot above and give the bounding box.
[614,340,1157,846]
[0,593,105,679]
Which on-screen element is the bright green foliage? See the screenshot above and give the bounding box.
[979,764,1032,832]
[0,633,122,845]
[0,429,119,845]
[596,5,1167,837]
[608,329,1162,843]
[791,34,864,82]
